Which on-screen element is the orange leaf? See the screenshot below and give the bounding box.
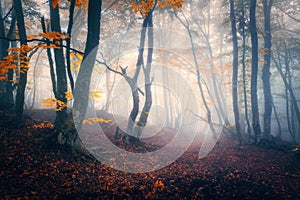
[52,0,59,9]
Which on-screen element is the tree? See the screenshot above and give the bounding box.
[134,9,154,139]
[120,0,185,144]
[262,0,273,140]
[272,47,300,139]
[48,0,68,129]
[39,0,103,155]
[238,0,252,142]
[13,0,29,126]
[249,0,261,143]
[230,0,242,143]
[73,0,102,130]
[41,16,57,99]
[189,0,230,127]
[0,1,16,110]
[174,6,220,144]
[122,1,157,144]
[271,0,300,141]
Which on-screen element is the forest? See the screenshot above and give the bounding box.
[0,0,300,199]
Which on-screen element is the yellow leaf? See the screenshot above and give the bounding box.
[89,90,103,99]
[77,52,83,61]
[65,91,73,99]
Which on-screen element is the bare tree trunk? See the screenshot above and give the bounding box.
[162,57,171,127]
[30,50,42,109]
[272,50,300,133]
[13,0,28,126]
[249,0,262,143]
[135,14,154,138]
[122,21,147,143]
[0,1,7,107]
[240,0,252,143]
[122,75,141,143]
[66,0,76,92]
[41,17,57,98]
[71,0,102,156]
[218,22,229,124]
[102,69,116,112]
[0,8,15,110]
[122,6,156,143]
[49,0,68,128]
[262,0,273,140]
[284,43,297,141]
[175,11,219,143]
[230,0,242,144]
[190,2,228,126]
[73,0,102,127]
[272,101,281,138]
[285,86,295,141]
[273,47,296,142]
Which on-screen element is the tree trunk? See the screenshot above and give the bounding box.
[41,16,57,98]
[122,75,140,143]
[66,0,76,92]
[249,0,262,143]
[73,0,102,131]
[135,14,154,138]
[230,0,242,144]
[122,14,151,144]
[0,2,6,110]
[13,0,28,126]
[30,50,42,109]
[272,101,281,138]
[262,0,273,140]
[241,0,252,143]
[190,3,228,126]
[49,0,68,128]
[284,42,297,141]
[0,5,15,110]
[272,50,300,134]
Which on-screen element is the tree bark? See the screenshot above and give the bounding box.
[272,49,300,141]
[41,16,57,98]
[13,0,28,126]
[249,0,262,143]
[262,0,273,140]
[66,0,76,92]
[230,0,242,144]
[122,9,154,144]
[272,49,300,140]
[0,5,15,110]
[272,101,281,138]
[49,0,68,128]
[135,13,154,138]
[0,2,6,110]
[240,0,252,142]
[190,3,227,126]
[73,0,102,129]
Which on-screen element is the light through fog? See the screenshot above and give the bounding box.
[23,0,300,144]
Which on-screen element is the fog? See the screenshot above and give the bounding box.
[23,0,300,144]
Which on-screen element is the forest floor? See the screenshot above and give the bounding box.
[1,109,300,200]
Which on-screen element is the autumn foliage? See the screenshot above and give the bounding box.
[130,0,185,18]
[52,0,88,9]
[1,111,300,199]
[0,32,69,82]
